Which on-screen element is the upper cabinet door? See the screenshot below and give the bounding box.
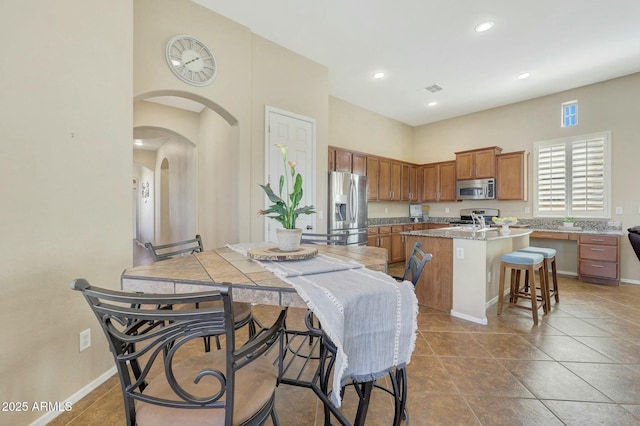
[496,151,528,200]
[455,152,474,180]
[366,156,379,200]
[474,149,497,178]
[334,149,353,172]
[438,161,457,201]
[455,147,502,179]
[378,158,392,200]
[352,152,367,176]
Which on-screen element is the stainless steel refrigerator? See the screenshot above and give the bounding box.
[328,171,368,245]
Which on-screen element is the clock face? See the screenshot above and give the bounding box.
[165,35,217,86]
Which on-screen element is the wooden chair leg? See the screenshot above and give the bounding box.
[528,265,539,325]
[551,258,559,302]
[498,263,506,315]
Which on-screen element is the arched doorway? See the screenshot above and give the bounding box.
[133,93,241,254]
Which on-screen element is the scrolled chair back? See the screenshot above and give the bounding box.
[71,278,285,426]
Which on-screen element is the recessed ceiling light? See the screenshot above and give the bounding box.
[134,139,143,146]
[475,21,494,32]
[516,72,531,80]
[427,101,438,107]
[372,72,385,79]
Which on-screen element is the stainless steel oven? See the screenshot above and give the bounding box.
[456,178,495,200]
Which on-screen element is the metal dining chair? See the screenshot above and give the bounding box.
[392,241,433,286]
[145,235,257,350]
[301,232,349,245]
[71,279,286,426]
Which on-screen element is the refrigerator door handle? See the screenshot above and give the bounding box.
[349,179,357,223]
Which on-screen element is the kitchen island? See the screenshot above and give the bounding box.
[402,227,532,325]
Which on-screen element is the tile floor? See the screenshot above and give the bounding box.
[49,257,640,425]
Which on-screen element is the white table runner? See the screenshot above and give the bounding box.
[227,243,418,406]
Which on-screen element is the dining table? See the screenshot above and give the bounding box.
[121,242,418,426]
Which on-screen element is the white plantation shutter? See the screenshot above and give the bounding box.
[571,137,605,212]
[534,132,610,218]
[537,143,566,212]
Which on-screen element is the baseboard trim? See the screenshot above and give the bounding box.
[30,367,116,426]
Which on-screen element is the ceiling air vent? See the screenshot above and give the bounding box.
[424,84,443,93]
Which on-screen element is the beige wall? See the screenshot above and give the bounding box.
[330,97,414,160]
[0,1,133,424]
[250,35,329,235]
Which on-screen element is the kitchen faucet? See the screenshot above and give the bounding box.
[470,212,485,231]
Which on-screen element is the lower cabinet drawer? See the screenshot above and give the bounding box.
[579,235,618,246]
[578,244,618,262]
[579,260,618,279]
[579,244,618,262]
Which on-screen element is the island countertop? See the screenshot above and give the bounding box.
[402,227,532,241]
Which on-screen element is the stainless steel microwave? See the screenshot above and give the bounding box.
[456,178,495,200]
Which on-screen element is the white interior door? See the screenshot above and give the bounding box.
[265,106,316,242]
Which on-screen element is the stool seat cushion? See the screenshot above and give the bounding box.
[518,247,557,259]
[501,252,544,265]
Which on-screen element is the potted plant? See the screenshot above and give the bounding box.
[258,144,315,251]
[563,217,576,227]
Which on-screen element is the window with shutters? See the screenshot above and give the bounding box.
[533,131,611,218]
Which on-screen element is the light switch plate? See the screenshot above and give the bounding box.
[615,206,623,214]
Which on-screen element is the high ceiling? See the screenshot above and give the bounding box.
[194,0,640,126]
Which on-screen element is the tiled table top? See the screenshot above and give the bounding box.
[121,244,388,308]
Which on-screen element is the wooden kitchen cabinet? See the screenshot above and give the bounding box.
[496,151,528,200]
[368,226,392,257]
[421,161,456,202]
[378,158,402,201]
[455,147,502,180]
[368,225,410,263]
[367,226,379,247]
[390,225,405,263]
[578,234,620,285]
[401,163,419,201]
[366,156,379,200]
[352,152,366,175]
[331,147,367,175]
[334,148,352,172]
[328,147,336,171]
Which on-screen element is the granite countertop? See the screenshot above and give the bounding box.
[527,227,623,236]
[402,227,532,241]
[370,216,623,236]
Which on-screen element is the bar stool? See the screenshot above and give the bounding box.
[498,251,547,325]
[518,247,559,308]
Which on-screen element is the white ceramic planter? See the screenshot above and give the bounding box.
[276,228,302,252]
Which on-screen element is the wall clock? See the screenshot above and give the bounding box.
[165,35,217,87]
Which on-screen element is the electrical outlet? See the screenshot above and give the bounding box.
[524,207,530,214]
[445,208,450,213]
[79,329,91,352]
[615,207,623,215]
[318,210,323,219]
[456,248,464,259]
[487,272,492,283]
[384,207,388,214]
